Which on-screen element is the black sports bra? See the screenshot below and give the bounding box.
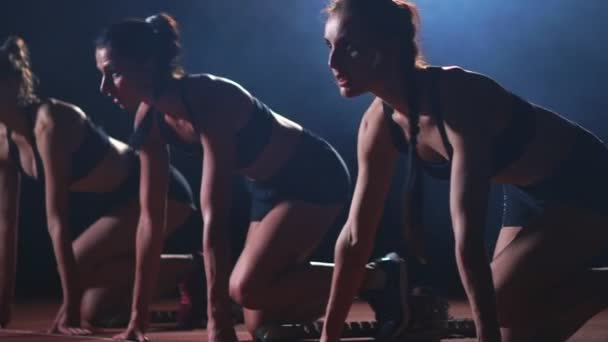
[129,77,275,170]
[6,102,112,183]
[383,67,536,179]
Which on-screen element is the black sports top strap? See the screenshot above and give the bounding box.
[383,101,409,153]
[5,108,46,182]
[5,129,28,175]
[178,76,274,169]
[428,67,453,160]
[7,104,113,184]
[128,103,202,156]
[128,107,154,151]
[24,109,45,183]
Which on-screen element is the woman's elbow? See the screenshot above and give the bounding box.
[136,211,166,241]
[46,217,68,241]
[137,211,156,229]
[202,218,228,249]
[335,224,374,260]
[201,207,214,227]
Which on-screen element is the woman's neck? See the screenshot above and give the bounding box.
[146,77,184,118]
[372,66,425,116]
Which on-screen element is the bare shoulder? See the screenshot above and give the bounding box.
[436,66,508,121]
[183,74,253,130]
[357,96,396,158]
[47,98,88,117]
[184,73,214,89]
[37,98,85,125]
[33,99,84,145]
[437,66,500,91]
[433,66,510,146]
[188,73,252,103]
[359,97,386,136]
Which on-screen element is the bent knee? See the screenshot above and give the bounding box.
[80,288,130,326]
[80,289,105,324]
[229,273,267,309]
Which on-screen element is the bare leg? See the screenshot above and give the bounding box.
[79,255,195,323]
[79,257,134,323]
[492,226,523,260]
[227,200,343,334]
[72,198,193,323]
[491,206,608,341]
[541,268,608,341]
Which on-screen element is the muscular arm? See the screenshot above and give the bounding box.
[196,79,245,324]
[322,98,398,341]
[443,68,501,340]
[129,103,169,325]
[0,142,20,327]
[36,108,81,322]
[200,128,235,320]
[449,131,499,339]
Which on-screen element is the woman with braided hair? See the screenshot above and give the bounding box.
[0,36,198,340]
[322,0,608,341]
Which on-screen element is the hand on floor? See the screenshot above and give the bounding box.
[207,317,238,342]
[49,320,92,336]
[113,314,149,342]
[113,325,148,342]
[49,304,92,336]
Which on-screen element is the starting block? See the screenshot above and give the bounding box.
[253,318,476,341]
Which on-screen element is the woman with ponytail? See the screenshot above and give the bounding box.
[95,13,353,342]
[322,0,608,341]
[0,36,198,339]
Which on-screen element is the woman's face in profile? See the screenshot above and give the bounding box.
[95,47,153,112]
[324,13,380,98]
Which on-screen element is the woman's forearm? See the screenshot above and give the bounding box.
[203,221,232,313]
[47,220,81,308]
[323,229,373,340]
[0,172,20,309]
[455,241,499,334]
[0,222,17,304]
[130,213,165,320]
